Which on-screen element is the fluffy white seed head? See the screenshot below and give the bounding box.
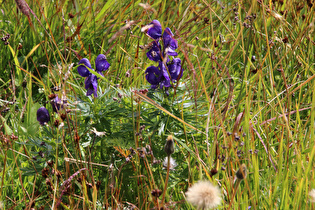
[309,189,315,203]
[186,180,222,209]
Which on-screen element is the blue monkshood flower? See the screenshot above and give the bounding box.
[51,96,61,113]
[78,54,110,97]
[147,20,162,40]
[37,107,50,125]
[78,58,92,77]
[145,66,161,89]
[78,54,110,77]
[85,74,98,97]
[144,20,183,94]
[163,28,178,56]
[146,41,162,62]
[95,54,110,75]
[168,58,182,82]
[145,59,183,91]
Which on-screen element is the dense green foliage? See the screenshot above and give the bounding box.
[0,0,315,209]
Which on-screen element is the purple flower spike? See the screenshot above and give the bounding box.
[146,41,162,62]
[168,58,182,81]
[95,54,110,73]
[147,20,162,39]
[78,58,92,77]
[145,66,161,89]
[163,28,178,56]
[85,74,98,97]
[37,107,50,125]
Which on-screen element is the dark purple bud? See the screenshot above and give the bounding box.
[163,27,178,56]
[95,54,110,73]
[168,58,182,82]
[147,20,162,39]
[37,107,50,125]
[78,58,92,77]
[85,74,98,97]
[145,66,161,89]
[146,41,162,62]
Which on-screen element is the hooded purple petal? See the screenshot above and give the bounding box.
[168,58,183,81]
[145,66,161,89]
[159,62,171,89]
[163,27,178,56]
[146,41,162,62]
[147,20,162,39]
[85,74,98,97]
[165,47,178,56]
[37,107,50,125]
[78,58,92,77]
[95,54,110,73]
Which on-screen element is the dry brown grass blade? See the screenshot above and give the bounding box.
[233,111,244,134]
[134,92,205,134]
[259,107,311,126]
[251,126,277,172]
[64,158,108,167]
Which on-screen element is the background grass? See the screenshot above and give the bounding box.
[0,0,315,209]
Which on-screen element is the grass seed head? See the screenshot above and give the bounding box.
[14,0,30,16]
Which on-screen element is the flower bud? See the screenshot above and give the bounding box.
[236,163,247,180]
[164,135,174,156]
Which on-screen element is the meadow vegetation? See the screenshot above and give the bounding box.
[0,0,315,209]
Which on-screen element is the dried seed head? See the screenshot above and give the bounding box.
[68,13,75,18]
[46,178,52,188]
[54,119,60,127]
[236,163,247,180]
[210,168,218,176]
[38,151,44,158]
[42,168,49,178]
[47,160,54,167]
[17,43,23,50]
[151,189,162,198]
[164,135,174,156]
[48,93,57,100]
